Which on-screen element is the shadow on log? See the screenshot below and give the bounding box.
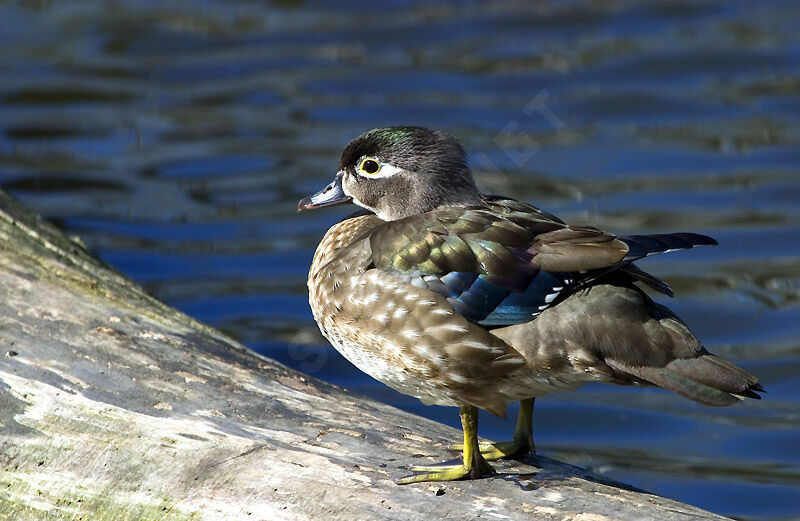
[0,190,730,521]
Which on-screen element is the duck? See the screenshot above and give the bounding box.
[298,126,763,484]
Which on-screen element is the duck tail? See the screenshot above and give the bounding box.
[619,232,717,263]
[600,289,763,407]
[618,354,763,406]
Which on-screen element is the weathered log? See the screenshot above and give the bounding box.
[0,189,730,521]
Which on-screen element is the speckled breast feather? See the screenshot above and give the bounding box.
[307,214,580,417]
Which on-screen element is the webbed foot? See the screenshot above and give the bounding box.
[396,405,496,484]
[396,457,495,484]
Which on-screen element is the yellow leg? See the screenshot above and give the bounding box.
[449,398,535,461]
[396,405,495,484]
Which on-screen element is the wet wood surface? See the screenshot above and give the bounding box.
[0,190,731,521]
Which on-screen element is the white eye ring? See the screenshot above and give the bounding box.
[356,159,402,179]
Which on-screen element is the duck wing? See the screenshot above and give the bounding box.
[368,199,715,327]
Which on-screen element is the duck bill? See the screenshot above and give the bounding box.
[297,172,352,211]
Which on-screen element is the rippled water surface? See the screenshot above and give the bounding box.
[2,1,799,519]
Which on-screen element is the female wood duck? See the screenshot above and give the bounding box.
[298,126,762,484]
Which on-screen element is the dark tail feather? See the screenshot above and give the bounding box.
[620,233,717,262]
[667,354,759,395]
[620,263,674,297]
[614,354,763,407]
[573,233,715,296]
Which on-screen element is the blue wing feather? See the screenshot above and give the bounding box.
[447,274,509,323]
[478,271,569,326]
[421,269,571,327]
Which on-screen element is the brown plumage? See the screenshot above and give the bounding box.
[299,126,762,483]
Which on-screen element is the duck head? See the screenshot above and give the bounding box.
[298,126,482,221]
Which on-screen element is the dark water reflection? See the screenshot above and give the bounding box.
[2,1,799,519]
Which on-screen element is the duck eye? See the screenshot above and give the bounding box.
[359,159,381,175]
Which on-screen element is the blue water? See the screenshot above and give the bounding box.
[1,1,799,519]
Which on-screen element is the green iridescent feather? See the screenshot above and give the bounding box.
[369,198,631,291]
